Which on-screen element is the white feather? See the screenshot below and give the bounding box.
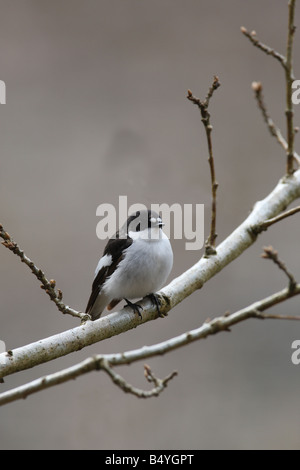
[103,228,173,300]
[94,254,112,278]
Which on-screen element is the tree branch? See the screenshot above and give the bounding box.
[240,27,287,70]
[251,81,300,164]
[0,224,89,322]
[187,76,220,254]
[101,362,177,399]
[241,1,298,175]
[1,3,300,409]
[252,205,300,233]
[285,0,297,174]
[261,245,297,291]
[1,169,300,381]
[1,282,300,407]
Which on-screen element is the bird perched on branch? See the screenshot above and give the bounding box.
[86,210,173,320]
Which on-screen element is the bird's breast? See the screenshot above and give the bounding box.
[103,237,173,299]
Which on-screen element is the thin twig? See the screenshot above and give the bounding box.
[0,355,177,406]
[285,0,297,175]
[261,245,297,291]
[252,205,300,234]
[187,76,220,255]
[241,2,298,176]
[240,26,287,70]
[0,223,89,322]
[251,81,300,164]
[101,360,177,399]
[256,312,300,321]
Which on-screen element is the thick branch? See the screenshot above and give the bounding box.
[1,284,299,406]
[1,169,300,381]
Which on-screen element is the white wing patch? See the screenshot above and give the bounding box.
[94,254,113,278]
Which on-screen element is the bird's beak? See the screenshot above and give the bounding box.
[156,218,164,228]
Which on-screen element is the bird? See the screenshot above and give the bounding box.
[86,209,173,320]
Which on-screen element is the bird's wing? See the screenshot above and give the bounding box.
[85,236,133,314]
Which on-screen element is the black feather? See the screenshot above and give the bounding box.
[85,235,133,313]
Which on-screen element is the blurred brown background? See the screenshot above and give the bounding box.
[1,0,300,450]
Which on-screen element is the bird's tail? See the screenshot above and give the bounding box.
[86,293,110,321]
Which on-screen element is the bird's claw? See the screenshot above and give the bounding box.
[124,299,143,318]
[147,293,167,317]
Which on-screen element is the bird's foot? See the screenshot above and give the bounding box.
[147,293,167,317]
[124,299,143,318]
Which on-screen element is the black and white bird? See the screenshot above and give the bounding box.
[86,209,173,320]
